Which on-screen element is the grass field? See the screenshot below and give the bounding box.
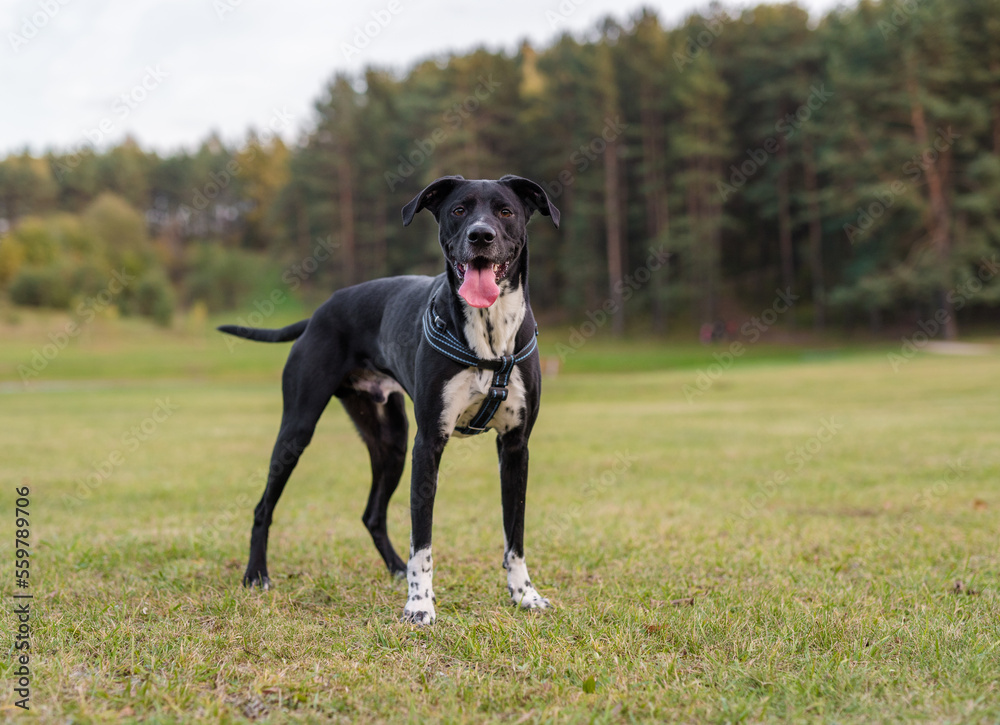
[1,309,998,723]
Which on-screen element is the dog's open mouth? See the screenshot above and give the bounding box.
[453,259,510,283]
[452,257,511,308]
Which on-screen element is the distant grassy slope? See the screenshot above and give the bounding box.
[0,305,919,385]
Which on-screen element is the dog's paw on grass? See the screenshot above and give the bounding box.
[510,587,552,610]
[401,603,436,625]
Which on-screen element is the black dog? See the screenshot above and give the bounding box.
[218,175,560,624]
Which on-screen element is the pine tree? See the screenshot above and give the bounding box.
[670,11,731,324]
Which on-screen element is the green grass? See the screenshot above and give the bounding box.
[1,310,998,722]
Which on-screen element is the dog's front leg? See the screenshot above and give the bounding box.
[498,431,551,610]
[402,430,446,624]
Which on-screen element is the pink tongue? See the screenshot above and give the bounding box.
[459,266,499,308]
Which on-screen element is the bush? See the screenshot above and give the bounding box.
[83,193,148,258]
[9,217,59,266]
[2,198,179,325]
[9,264,74,309]
[134,271,175,327]
[183,243,280,312]
[71,262,115,299]
[0,236,25,285]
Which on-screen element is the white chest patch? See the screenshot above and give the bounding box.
[440,367,526,438]
[439,285,528,438]
[462,284,525,360]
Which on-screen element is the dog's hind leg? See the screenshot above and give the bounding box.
[341,390,409,577]
[244,353,339,589]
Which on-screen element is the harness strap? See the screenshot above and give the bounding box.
[422,304,537,435]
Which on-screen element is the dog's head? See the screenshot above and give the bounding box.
[402,175,560,308]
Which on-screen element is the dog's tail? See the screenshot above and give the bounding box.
[217,319,309,343]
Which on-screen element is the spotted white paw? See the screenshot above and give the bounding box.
[504,551,551,610]
[403,546,436,625]
[402,599,437,625]
[510,585,551,610]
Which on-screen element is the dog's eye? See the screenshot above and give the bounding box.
[453,206,465,216]
[499,209,513,218]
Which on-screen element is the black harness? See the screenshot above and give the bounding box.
[422,303,538,435]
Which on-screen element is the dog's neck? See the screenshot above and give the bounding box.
[460,281,526,359]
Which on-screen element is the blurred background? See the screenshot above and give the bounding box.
[1,0,998,339]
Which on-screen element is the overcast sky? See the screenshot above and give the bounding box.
[1,0,844,156]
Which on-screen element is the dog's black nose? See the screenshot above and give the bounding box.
[467,223,495,245]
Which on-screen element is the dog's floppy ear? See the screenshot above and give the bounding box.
[401,175,466,226]
[499,174,561,229]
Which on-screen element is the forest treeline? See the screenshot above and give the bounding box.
[1,0,999,336]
